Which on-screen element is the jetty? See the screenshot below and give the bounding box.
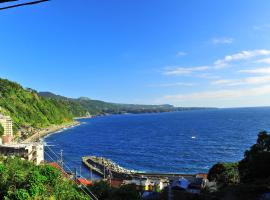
[82,156,196,180]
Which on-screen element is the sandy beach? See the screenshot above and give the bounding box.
[23,120,80,143]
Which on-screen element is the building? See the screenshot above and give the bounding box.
[0,114,13,144]
[123,177,168,191]
[0,142,44,165]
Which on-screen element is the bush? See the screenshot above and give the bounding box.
[0,157,88,200]
[208,162,240,187]
[88,181,142,200]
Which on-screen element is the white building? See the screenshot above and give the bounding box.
[123,177,168,191]
[0,114,13,135]
[0,142,44,165]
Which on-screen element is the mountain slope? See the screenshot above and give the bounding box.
[39,92,180,115]
[0,78,86,130]
[39,91,207,115]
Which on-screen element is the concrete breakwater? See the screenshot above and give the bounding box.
[82,156,197,180]
[82,156,134,179]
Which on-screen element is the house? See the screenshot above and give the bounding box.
[0,142,44,165]
[123,177,168,191]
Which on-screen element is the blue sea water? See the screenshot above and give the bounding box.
[44,107,270,179]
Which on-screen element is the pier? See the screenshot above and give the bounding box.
[82,156,197,180]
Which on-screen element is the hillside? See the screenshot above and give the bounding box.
[0,78,209,136]
[0,78,87,131]
[39,91,205,115]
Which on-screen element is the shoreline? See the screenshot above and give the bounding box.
[23,120,80,143]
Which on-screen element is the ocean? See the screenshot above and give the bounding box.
[44,107,270,179]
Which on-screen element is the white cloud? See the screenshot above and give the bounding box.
[148,82,195,87]
[214,49,270,69]
[211,75,270,86]
[239,67,270,74]
[256,57,270,64]
[176,51,187,57]
[197,73,220,80]
[253,24,270,31]
[163,66,209,75]
[162,84,270,101]
[212,37,234,45]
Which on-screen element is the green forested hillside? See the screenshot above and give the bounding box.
[0,78,87,129]
[39,92,207,116]
[0,78,209,132]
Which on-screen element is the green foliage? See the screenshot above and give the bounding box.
[0,78,86,130]
[110,184,141,200]
[0,157,88,200]
[88,181,141,200]
[208,162,240,187]
[39,92,207,116]
[88,181,113,199]
[239,131,270,183]
[0,123,4,136]
[14,189,30,200]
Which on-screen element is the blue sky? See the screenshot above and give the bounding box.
[1,0,270,107]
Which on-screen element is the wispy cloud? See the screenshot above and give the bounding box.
[211,75,270,86]
[148,82,195,87]
[253,24,270,31]
[176,51,187,57]
[212,37,234,45]
[214,49,270,68]
[256,57,270,64]
[162,84,270,101]
[239,67,270,74]
[197,73,220,80]
[163,66,209,76]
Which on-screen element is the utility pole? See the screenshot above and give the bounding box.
[168,180,173,200]
[90,168,93,180]
[74,168,77,181]
[59,150,64,169]
[103,163,106,179]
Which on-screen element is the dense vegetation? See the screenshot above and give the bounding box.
[39,92,208,116]
[0,157,88,200]
[88,181,141,200]
[208,162,240,187]
[238,131,270,183]
[0,78,87,130]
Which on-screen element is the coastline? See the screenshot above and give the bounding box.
[23,120,80,143]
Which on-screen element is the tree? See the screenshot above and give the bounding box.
[88,181,142,200]
[0,124,4,136]
[88,181,112,200]
[238,131,270,183]
[111,184,141,200]
[208,162,240,187]
[0,157,88,199]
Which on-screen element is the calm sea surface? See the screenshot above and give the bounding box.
[44,107,270,179]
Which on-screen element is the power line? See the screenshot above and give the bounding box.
[0,0,49,10]
[44,150,96,200]
[45,146,98,200]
